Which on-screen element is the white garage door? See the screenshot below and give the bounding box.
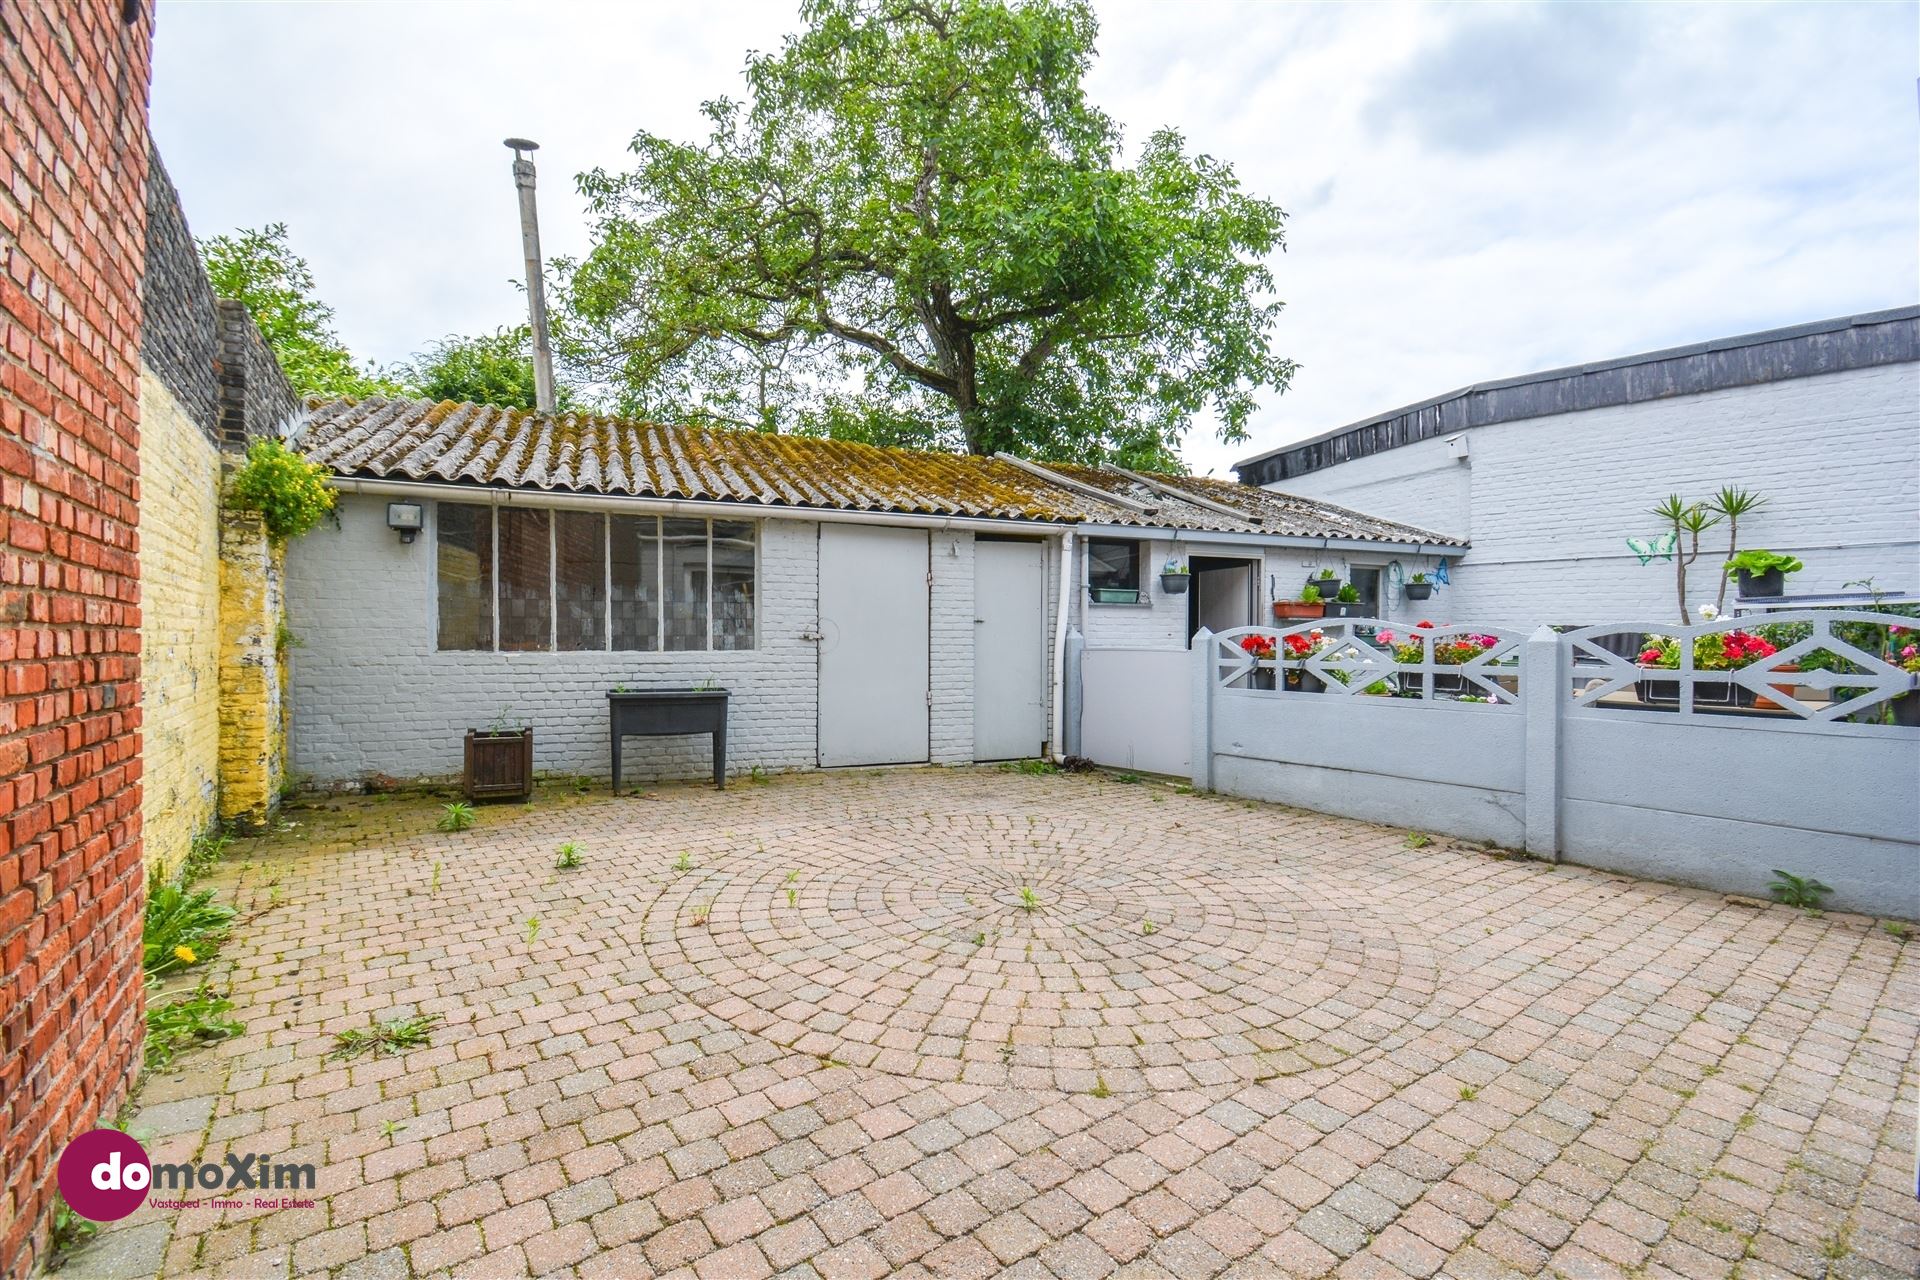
[818,524,929,766]
[973,539,1047,760]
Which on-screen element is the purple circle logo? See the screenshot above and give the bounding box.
[56,1129,151,1222]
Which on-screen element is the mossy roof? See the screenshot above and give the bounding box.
[298,398,1464,546]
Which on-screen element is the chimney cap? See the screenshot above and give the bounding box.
[503,137,540,153]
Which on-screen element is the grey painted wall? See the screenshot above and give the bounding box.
[1180,622,1920,918]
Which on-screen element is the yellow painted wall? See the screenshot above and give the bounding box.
[136,367,223,879]
[218,511,285,831]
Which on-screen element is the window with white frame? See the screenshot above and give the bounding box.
[436,502,755,652]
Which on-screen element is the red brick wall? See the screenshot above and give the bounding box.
[0,2,154,1275]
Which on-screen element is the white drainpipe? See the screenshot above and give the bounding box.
[1051,527,1075,762]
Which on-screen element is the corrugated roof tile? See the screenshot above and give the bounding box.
[295,398,1464,547]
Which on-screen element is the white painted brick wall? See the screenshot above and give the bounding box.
[1075,536,1449,649]
[929,531,975,764]
[1269,364,1920,628]
[285,498,1080,783]
[286,495,823,785]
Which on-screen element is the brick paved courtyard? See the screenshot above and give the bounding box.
[90,768,1918,1279]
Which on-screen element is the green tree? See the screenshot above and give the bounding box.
[199,223,401,399]
[556,0,1294,466]
[394,327,573,411]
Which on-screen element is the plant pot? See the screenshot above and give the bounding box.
[1400,672,1468,699]
[1273,600,1326,621]
[1089,586,1143,605]
[1159,572,1190,594]
[1283,668,1325,694]
[1893,692,1920,727]
[1735,567,1785,598]
[1323,601,1360,618]
[1634,675,1758,709]
[1751,663,1801,711]
[1249,668,1276,691]
[1306,576,1342,597]
[464,727,533,801]
[1404,581,1434,600]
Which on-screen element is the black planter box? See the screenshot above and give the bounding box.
[609,689,729,790]
[1891,693,1920,727]
[1735,567,1785,598]
[1400,673,1468,699]
[1159,572,1190,594]
[1635,675,1758,708]
[1283,668,1325,694]
[1404,581,1434,600]
[464,728,533,802]
[1322,601,1360,618]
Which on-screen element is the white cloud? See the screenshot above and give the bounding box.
[151,0,1917,479]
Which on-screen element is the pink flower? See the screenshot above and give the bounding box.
[1903,644,1918,660]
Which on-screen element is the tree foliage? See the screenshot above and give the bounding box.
[199,223,402,399]
[393,326,571,411]
[556,0,1294,466]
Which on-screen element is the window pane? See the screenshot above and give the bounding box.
[498,507,552,652]
[712,521,755,651]
[1088,540,1139,589]
[555,511,606,651]
[436,503,493,650]
[663,518,709,651]
[611,514,659,651]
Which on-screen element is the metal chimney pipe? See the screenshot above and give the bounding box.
[504,137,558,413]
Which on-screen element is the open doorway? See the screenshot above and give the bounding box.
[1188,556,1260,641]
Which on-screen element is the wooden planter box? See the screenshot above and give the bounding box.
[464,728,533,802]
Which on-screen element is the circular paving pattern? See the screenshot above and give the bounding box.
[637,811,1439,1093]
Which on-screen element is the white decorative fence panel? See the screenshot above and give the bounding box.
[1170,613,1920,918]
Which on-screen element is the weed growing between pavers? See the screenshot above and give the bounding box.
[436,800,476,831]
[145,982,243,1070]
[328,1013,443,1061]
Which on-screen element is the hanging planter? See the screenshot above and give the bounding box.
[1404,576,1434,601]
[1305,573,1342,597]
[1159,570,1190,594]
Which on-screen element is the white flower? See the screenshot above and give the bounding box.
[1696,604,1720,621]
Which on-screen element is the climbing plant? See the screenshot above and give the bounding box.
[225,437,336,542]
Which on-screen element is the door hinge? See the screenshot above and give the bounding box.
[926,688,933,706]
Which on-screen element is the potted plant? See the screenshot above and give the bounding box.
[1237,633,1277,690]
[1280,629,1327,692]
[1273,585,1327,621]
[1726,550,1803,600]
[1304,567,1341,597]
[1378,622,1503,698]
[1159,560,1190,594]
[1324,583,1362,618]
[465,707,533,802]
[1634,629,1778,708]
[1405,572,1434,601]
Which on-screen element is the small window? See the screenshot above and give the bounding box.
[1087,539,1142,603]
[436,503,493,650]
[497,508,552,652]
[555,510,606,651]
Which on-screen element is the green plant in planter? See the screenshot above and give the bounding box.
[1410,572,1429,584]
[1724,549,1802,599]
[225,437,337,542]
[1335,584,1359,604]
[1650,495,1723,626]
[1300,585,1321,605]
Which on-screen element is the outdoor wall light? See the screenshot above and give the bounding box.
[386,501,425,544]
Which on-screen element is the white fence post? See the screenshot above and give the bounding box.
[1523,625,1561,861]
[1191,627,1214,792]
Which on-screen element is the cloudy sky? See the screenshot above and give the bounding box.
[149,1,1918,477]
